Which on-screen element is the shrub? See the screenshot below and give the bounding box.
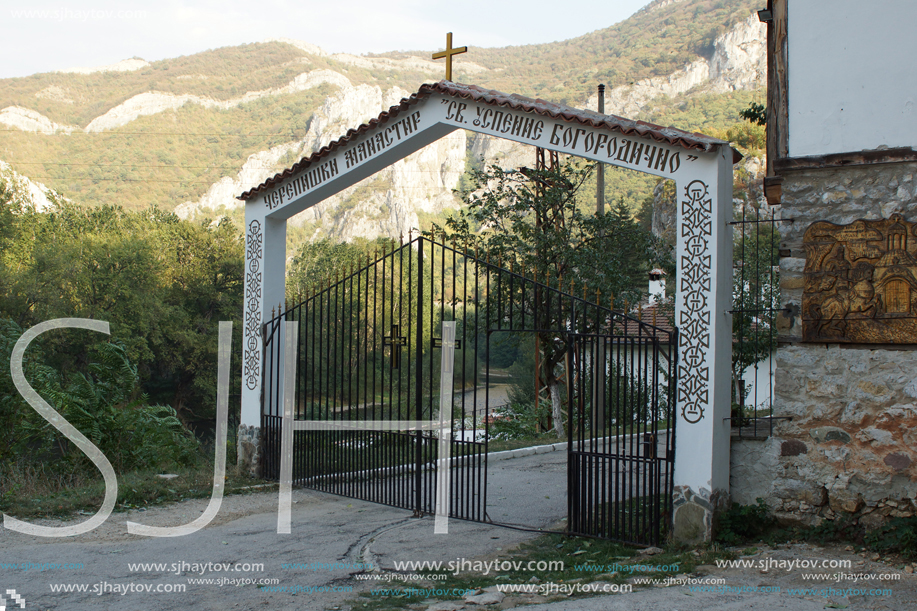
[489,400,554,441]
[716,498,773,544]
[866,516,917,560]
[3,324,200,473]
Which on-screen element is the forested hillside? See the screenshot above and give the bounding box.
[379,0,760,104]
[0,0,762,235]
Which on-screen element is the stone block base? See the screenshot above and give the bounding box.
[237,424,261,478]
[673,486,727,543]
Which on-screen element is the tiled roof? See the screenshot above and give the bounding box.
[239,80,740,201]
[613,302,676,343]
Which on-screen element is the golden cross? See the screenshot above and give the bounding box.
[432,32,467,82]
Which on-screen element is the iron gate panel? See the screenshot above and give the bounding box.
[567,326,677,546]
[261,235,676,534]
[262,236,495,521]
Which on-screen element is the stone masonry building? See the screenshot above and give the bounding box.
[730,0,917,529]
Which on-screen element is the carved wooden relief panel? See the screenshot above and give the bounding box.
[803,214,917,343]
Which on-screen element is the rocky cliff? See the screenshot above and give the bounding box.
[0,160,62,211]
[174,83,467,243]
[586,13,766,116]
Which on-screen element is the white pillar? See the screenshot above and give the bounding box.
[239,200,287,475]
[671,145,733,542]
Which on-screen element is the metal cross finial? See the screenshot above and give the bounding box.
[382,324,408,369]
[432,32,467,82]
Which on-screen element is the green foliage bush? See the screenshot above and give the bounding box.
[489,400,554,441]
[0,199,243,424]
[740,102,767,126]
[865,516,917,559]
[1,320,200,472]
[716,498,774,544]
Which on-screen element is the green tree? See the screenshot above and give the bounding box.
[287,237,392,299]
[0,320,199,471]
[435,161,667,438]
[740,101,767,126]
[0,202,243,423]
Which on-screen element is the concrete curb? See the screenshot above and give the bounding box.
[487,441,569,461]
[294,431,671,486]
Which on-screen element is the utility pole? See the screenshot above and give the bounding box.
[596,83,605,216]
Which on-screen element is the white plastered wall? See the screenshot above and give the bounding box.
[787,0,917,157]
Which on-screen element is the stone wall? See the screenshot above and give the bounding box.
[731,161,917,527]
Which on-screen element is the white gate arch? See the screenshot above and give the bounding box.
[237,81,738,541]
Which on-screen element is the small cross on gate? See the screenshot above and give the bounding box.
[432,32,467,82]
[383,324,408,369]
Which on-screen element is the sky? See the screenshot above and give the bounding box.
[1,0,650,79]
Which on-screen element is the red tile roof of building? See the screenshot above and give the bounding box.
[612,302,676,343]
[239,80,741,201]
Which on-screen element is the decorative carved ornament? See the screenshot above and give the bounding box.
[678,180,712,423]
[244,220,263,389]
[803,214,917,343]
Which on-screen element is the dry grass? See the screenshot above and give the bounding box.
[0,454,261,519]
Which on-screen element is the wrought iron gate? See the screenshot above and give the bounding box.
[567,326,677,546]
[260,234,676,541]
[261,235,493,521]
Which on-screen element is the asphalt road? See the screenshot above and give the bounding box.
[0,450,567,611]
[2,448,914,611]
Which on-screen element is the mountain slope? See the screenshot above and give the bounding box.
[0,0,764,245]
